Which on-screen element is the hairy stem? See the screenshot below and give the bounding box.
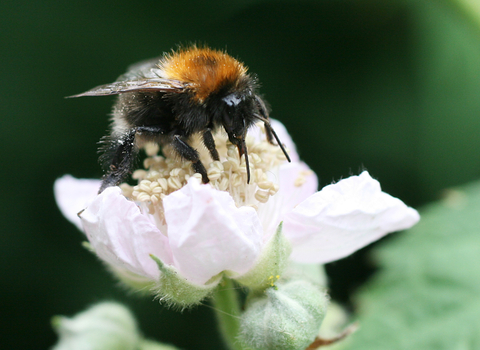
[212,278,243,350]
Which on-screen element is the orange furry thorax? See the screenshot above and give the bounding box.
[159,47,248,102]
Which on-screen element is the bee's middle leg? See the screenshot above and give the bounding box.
[172,134,209,183]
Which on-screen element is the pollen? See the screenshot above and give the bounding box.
[120,124,288,216]
[267,275,280,288]
[159,46,248,102]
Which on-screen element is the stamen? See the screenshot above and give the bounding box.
[144,142,160,157]
[120,124,289,212]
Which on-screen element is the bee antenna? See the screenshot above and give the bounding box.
[253,114,291,163]
[269,125,291,163]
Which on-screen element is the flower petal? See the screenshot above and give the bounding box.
[163,178,263,285]
[257,161,318,238]
[283,171,420,264]
[54,175,101,231]
[80,187,173,280]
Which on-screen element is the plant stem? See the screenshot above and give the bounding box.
[212,278,243,350]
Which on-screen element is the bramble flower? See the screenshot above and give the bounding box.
[55,121,419,305]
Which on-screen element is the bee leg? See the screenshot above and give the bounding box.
[99,128,138,193]
[172,135,209,183]
[99,125,168,193]
[202,128,220,161]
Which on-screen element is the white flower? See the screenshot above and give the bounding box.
[283,171,420,264]
[55,121,419,295]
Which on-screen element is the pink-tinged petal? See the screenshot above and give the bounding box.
[278,162,318,213]
[54,175,101,231]
[80,187,173,280]
[164,179,263,285]
[283,171,420,264]
[258,162,318,238]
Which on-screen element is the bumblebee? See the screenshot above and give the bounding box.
[70,45,290,193]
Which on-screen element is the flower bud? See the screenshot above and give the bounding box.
[51,302,139,350]
[138,339,180,350]
[239,279,329,350]
[234,223,292,292]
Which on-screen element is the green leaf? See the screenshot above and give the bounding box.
[448,0,480,35]
[343,180,480,350]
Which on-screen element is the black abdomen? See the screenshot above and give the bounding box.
[118,91,176,131]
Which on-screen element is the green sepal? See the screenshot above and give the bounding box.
[150,255,221,309]
[234,222,292,293]
[239,279,329,350]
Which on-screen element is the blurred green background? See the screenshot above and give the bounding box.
[2,0,480,349]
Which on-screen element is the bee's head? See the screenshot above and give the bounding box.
[220,92,251,137]
[208,87,257,183]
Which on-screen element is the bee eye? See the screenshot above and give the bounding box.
[222,93,242,106]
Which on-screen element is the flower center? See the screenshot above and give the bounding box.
[120,124,288,214]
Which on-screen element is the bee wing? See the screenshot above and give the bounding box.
[67,78,185,97]
[67,57,186,98]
